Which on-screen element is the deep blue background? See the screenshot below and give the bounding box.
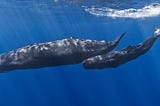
[0,0,160,106]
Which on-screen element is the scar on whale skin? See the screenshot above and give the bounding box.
[83,28,160,69]
[0,33,125,72]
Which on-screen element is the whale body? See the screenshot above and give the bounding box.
[0,33,125,72]
[83,28,160,69]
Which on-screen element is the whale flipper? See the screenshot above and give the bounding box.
[114,32,126,46]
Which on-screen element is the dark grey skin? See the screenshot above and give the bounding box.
[83,28,160,69]
[0,33,125,72]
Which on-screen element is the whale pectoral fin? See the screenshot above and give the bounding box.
[114,32,126,44]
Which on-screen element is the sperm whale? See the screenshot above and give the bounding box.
[0,33,125,72]
[83,28,160,69]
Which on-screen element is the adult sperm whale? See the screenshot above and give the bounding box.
[0,33,125,72]
[83,28,160,69]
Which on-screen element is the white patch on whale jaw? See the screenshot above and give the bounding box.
[154,28,160,37]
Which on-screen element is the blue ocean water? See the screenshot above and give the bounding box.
[0,0,160,106]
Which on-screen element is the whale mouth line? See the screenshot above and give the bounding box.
[84,3,160,18]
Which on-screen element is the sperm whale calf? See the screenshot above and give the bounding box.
[83,28,160,69]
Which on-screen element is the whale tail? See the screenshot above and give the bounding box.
[114,32,126,45]
[153,28,160,38]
